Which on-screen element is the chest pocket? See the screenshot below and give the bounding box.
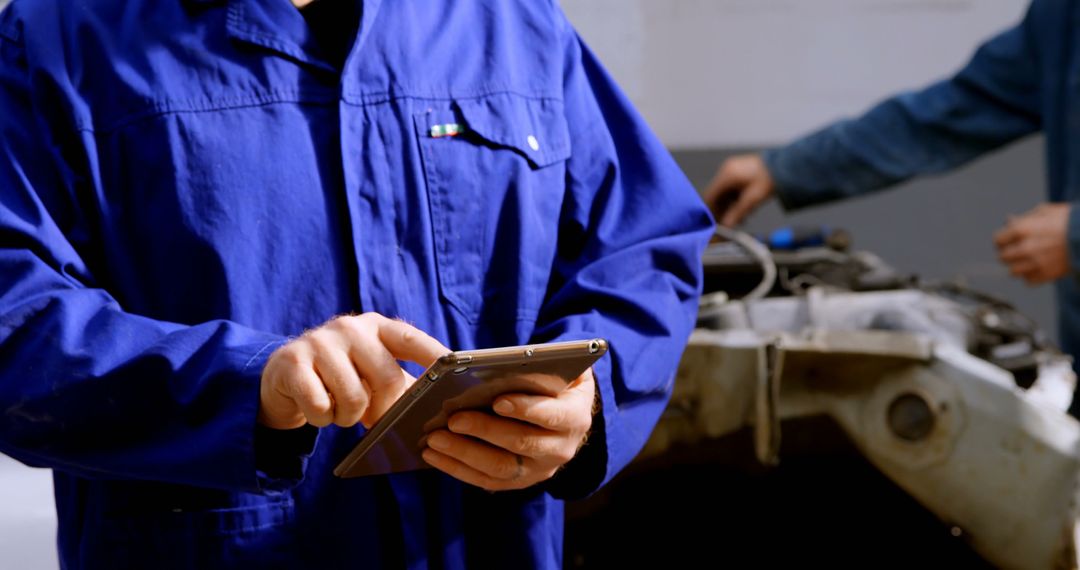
[414,94,571,324]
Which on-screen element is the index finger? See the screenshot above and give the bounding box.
[703,169,740,216]
[377,317,449,367]
[993,224,1021,249]
[363,316,447,425]
[998,243,1028,264]
[329,314,447,426]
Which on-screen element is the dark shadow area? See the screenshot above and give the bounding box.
[565,416,993,569]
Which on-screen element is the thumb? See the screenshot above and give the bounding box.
[721,183,768,227]
[703,165,742,207]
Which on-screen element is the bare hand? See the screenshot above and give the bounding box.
[994,203,1072,285]
[703,154,776,227]
[421,369,597,491]
[259,313,448,430]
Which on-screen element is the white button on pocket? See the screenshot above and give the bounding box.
[527,135,540,151]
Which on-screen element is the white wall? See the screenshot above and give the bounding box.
[563,0,1031,148]
[0,455,57,568]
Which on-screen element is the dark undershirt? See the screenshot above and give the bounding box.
[300,0,363,70]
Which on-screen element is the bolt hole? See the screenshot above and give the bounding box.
[887,392,936,442]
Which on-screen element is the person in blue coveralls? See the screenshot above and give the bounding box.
[704,0,1080,415]
[0,0,713,567]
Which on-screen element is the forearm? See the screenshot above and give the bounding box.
[0,269,291,491]
[768,6,1042,210]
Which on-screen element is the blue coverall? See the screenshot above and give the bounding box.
[0,0,714,567]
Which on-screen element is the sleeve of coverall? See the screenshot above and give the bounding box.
[0,18,313,494]
[536,8,716,500]
[764,2,1044,210]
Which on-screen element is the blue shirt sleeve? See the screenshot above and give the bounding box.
[537,10,715,499]
[766,3,1043,210]
[0,25,304,493]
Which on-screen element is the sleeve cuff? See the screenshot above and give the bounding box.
[237,338,320,493]
[543,364,610,500]
[254,424,320,493]
[763,147,811,212]
[1067,202,1080,278]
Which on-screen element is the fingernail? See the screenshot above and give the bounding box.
[449,415,472,431]
[494,400,513,414]
[427,432,449,450]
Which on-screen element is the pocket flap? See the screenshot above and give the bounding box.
[454,94,571,168]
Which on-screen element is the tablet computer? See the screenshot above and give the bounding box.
[333,338,608,478]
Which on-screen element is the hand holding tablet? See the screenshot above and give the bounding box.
[334,338,608,483]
